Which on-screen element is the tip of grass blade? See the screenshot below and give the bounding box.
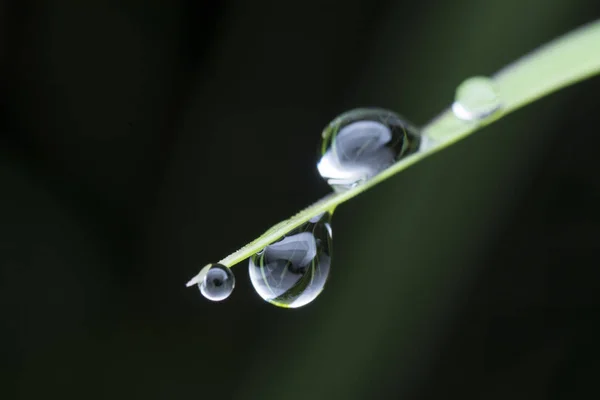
[185,276,200,287]
[185,264,213,287]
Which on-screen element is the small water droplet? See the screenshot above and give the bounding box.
[452,76,502,121]
[198,263,235,301]
[249,212,332,308]
[317,108,421,191]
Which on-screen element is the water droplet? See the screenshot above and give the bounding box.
[249,212,332,308]
[198,263,235,301]
[452,76,502,121]
[317,108,421,191]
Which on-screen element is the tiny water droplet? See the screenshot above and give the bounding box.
[198,263,235,301]
[249,212,332,308]
[317,108,421,191]
[452,76,502,121]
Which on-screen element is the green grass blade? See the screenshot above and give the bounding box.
[186,19,600,286]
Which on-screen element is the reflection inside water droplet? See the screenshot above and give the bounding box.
[198,263,235,301]
[249,212,332,308]
[452,76,502,121]
[317,108,422,192]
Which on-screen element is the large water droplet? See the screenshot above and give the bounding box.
[249,212,332,308]
[198,263,235,301]
[452,76,502,121]
[317,108,421,191]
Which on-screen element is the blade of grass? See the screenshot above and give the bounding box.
[187,19,600,286]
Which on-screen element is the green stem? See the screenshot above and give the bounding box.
[186,19,600,286]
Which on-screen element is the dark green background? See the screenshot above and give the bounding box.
[1,1,599,399]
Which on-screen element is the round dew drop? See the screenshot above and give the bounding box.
[249,212,333,308]
[452,76,502,121]
[198,263,235,301]
[317,108,422,192]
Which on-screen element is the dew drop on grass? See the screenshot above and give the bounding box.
[317,108,422,192]
[198,263,235,301]
[249,212,333,308]
[452,76,502,121]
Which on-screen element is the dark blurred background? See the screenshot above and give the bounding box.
[1,1,599,399]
